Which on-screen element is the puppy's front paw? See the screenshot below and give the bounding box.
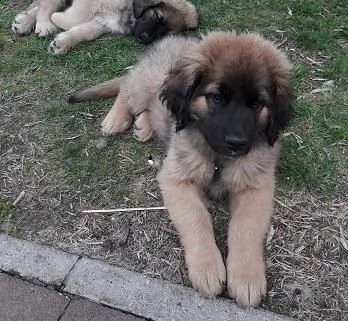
[101,111,132,135]
[187,246,226,298]
[35,20,58,37]
[133,113,153,142]
[227,257,266,308]
[48,33,69,55]
[12,12,36,35]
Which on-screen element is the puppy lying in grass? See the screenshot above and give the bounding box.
[11,0,198,54]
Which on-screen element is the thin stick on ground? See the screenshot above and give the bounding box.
[82,206,167,214]
[12,191,26,206]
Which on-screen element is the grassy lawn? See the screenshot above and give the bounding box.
[0,0,347,320]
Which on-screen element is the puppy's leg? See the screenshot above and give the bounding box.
[159,172,226,297]
[48,20,106,55]
[12,5,39,35]
[133,112,153,142]
[226,178,274,308]
[35,0,63,36]
[51,11,74,31]
[51,4,92,31]
[101,93,133,135]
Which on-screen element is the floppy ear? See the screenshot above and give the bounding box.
[160,57,203,131]
[133,0,162,18]
[265,70,295,146]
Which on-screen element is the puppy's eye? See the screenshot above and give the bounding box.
[207,93,224,105]
[251,101,262,111]
[154,10,162,21]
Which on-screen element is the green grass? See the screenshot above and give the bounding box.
[0,0,347,196]
[194,0,348,51]
[0,196,13,220]
[8,226,24,237]
[278,94,347,193]
[0,11,141,79]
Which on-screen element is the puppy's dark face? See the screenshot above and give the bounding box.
[193,75,268,157]
[133,8,170,44]
[160,32,294,157]
[132,1,171,44]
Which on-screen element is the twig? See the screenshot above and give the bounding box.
[274,198,296,212]
[24,121,43,127]
[306,56,322,65]
[0,148,13,158]
[82,206,167,214]
[177,266,184,286]
[65,135,82,140]
[78,111,97,118]
[146,191,159,200]
[12,191,26,206]
[118,153,135,164]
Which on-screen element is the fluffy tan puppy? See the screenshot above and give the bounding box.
[11,0,198,54]
[69,31,294,308]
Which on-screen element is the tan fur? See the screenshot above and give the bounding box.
[11,0,64,36]
[69,31,293,308]
[101,91,133,135]
[191,96,208,117]
[68,78,123,103]
[48,0,134,54]
[160,0,198,30]
[133,112,154,142]
[11,0,198,54]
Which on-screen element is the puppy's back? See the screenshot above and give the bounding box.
[125,35,197,92]
[123,35,198,143]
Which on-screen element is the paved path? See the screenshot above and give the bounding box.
[0,273,144,321]
[0,234,295,321]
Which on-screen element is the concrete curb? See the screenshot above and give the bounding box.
[0,234,79,286]
[0,233,295,321]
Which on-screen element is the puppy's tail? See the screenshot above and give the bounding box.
[68,77,123,103]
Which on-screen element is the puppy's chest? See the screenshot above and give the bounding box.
[211,162,224,183]
[207,157,263,194]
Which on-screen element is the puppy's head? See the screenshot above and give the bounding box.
[160,31,294,157]
[133,0,182,44]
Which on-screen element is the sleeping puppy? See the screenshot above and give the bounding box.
[69,31,294,308]
[11,0,198,54]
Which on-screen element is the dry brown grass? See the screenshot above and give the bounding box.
[2,118,347,321]
[265,189,348,320]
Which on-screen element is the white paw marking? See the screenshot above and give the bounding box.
[48,33,70,55]
[12,12,35,35]
[35,20,57,37]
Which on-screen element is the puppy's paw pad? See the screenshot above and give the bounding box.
[188,247,226,298]
[48,34,68,55]
[35,20,57,37]
[227,262,266,308]
[11,13,35,35]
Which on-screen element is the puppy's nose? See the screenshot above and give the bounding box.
[140,32,151,43]
[225,135,248,150]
